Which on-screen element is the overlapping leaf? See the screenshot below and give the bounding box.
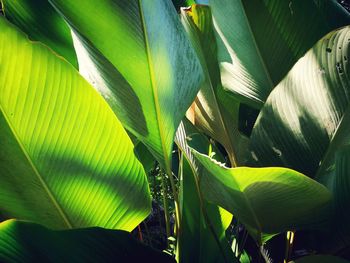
[175,121,235,263]
[248,27,350,179]
[181,5,248,166]
[192,151,331,241]
[0,17,150,230]
[0,220,175,263]
[210,0,350,108]
[49,0,204,171]
[2,0,77,67]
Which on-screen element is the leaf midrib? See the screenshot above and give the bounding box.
[183,11,239,166]
[137,0,171,172]
[0,104,72,228]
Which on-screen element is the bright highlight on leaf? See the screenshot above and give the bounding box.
[1,0,350,261]
[249,26,350,179]
[175,121,236,263]
[0,17,150,231]
[49,0,204,171]
[192,150,331,241]
[180,5,248,166]
[210,0,350,108]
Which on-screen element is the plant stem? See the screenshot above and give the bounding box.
[182,153,230,263]
[227,150,238,168]
[143,221,153,247]
[165,162,181,238]
[161,172,171,246]
[285,231,295,262]
[137,225,143,242]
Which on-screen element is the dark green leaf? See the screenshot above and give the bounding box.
[210,0,350,108]
[0,220,175,263]
[2,0,77,67]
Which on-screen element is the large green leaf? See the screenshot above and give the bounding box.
[0,219,175,263]
[175,121,236,263]
[192,150,331,241]
[248,27,350,180]
[331,146,350,239]
[210,0,350,108]
[0,17,150,230]
[181,5,248,166]
[2,0,77,67]
[49,0,204,171]
[308,146,350,253]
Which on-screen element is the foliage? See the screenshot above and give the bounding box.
[0,219,175,263]
[0,0,350,262]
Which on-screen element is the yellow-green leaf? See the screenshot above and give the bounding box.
[2,0,77,67]
[192,150,331,241]
[0,17,150,231]
[49,0,204,171]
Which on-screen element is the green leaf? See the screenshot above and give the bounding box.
[172,0,195,10]
[2,0,77,67]
[0,17,150,230]
[181,5,248,166]
[49,0,204,171]
[192,150,332,241]
[248,26,350,180]
[134,141,156,174]
[210,0,350,108]
[331,146,350,238]
[0,219,175,263]
[310,146,350,251]
[175,121,236,263]
[290,255,350,263]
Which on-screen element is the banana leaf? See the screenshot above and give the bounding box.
[0,17,150,231]
[49,0,204,172]
[0,219,175,263]
[192,150,331,242]
[181,5,248,166]
[210,0,350,108]
[2,0,77,67]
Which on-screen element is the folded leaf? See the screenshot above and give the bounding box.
[175,121,235,263]
[0,220,175,263]
[181,5,248,166]
[49,0,204,171]
[210,0,350,108]
[0,17,150,230]
[192,150,331,241]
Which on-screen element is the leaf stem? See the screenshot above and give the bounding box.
[165,163,181,240]
[160,172,171,246]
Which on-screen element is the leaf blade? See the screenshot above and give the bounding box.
[210,0,350,107]
[0,219,175,263]
[0,17,151,230]
[2,0,77,67]
[50,0,204,170]
[192,150,331,239]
